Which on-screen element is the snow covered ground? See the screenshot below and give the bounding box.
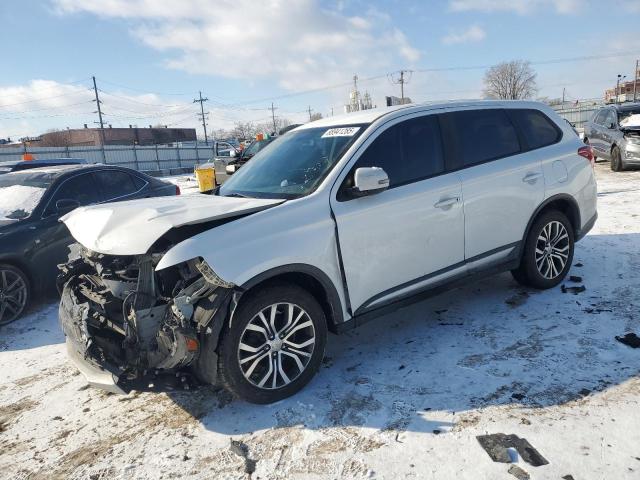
[1,162,639,480]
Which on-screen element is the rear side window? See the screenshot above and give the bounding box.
[508,109,561,150]
[131,175,147,190]
[354,115,444,187]
[94,170,140,201]
[443,109,520,168]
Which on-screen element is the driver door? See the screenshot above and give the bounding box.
[31,172,101,291]
[330,114,465,313]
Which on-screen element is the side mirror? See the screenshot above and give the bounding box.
[349,167,389,198]
[608,122,617,130]
[55,198,80,215]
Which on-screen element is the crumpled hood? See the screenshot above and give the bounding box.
[62,195,283,255]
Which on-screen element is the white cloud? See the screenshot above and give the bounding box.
[0,79,313,138]
[449,0,580,14]
[53,0,421,90]
[442,25,486,45]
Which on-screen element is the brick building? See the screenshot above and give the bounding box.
[35,126,196,147]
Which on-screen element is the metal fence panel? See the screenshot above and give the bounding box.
[0,144,216,173]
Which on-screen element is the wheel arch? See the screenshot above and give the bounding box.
[240,264,345,333]
[0,256,33,291]
[522,195,581,248]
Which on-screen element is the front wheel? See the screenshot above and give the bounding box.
[611,146,624,172]
[218,283,327,404]
[0,264,30,326]
[511,211,575,289]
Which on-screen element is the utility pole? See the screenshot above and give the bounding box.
[389,70,412,104]
[92,76,106,160]
[634,59,639,103]
[193,91,209,145]
[562,87,565,104]
[308,106,313,122]
[92,76,105,130]
[616,75,625,105]
[270,102,278,134]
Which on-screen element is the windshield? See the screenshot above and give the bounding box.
[242,139,268,158]
[219,125,365,199]
[0,173,51,220]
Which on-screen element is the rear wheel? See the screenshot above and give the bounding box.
[611,146,623,172]
[0,264,30,326]
[511,211,574,289]
[218,283,327,403]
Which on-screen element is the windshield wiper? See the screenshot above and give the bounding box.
[224,192,249,198]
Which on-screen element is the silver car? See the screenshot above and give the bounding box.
[584,103,640,171]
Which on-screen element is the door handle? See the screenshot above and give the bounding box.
[434,196,459,209]
[522,172,542,184]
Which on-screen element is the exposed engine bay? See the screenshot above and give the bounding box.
[58,246,237,391]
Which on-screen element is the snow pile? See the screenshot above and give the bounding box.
[0,184,46,220]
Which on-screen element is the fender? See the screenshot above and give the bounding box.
[241,263,345,329]
[519,193,581,258]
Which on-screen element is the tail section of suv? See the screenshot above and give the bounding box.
[58,100,597,403]
[584,102,640,171]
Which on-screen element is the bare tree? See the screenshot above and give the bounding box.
[309,112,323,122]
[483,60,537,100]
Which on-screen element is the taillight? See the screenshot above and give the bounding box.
[578,145,595,168]
[175,185,181,195]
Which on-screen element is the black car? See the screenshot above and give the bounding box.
[0,158,88,174]
[0,164,179,325]
[225,137,277,174]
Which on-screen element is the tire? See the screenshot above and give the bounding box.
[218,283,327,404]
[611,146,623,172]
[511,211,574,289]
[0,264,31,326]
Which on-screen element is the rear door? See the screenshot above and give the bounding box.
[331,114,465,312]
[599,110,617,157]
[442,108,546,268]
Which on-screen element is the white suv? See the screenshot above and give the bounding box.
[59,100,597,403]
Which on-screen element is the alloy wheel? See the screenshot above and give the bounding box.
[535,221,570,280]
[237,302,316,390]
[0,268,28,325]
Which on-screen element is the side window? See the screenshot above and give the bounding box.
[604,111,617,128]
[594,110,608,125]
[508,109,561,150]
[445,109,520,167]
[352,115,444,188]
[94,170,140,201]
[44,173,101,216]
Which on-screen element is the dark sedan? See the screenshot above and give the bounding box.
[0,164,179,325]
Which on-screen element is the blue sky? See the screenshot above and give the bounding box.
[1,0,639,139]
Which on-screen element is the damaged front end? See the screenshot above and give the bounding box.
[58,247,238,393]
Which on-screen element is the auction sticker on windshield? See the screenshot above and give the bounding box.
[321,127,360,138]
